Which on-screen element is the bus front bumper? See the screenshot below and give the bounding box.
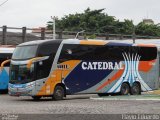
[8,83,35,96]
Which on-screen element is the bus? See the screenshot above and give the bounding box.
[8,39,159,100]
[0,46,15,93]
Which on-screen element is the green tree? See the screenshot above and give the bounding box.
[47,8,120,33]
[47,8,160,37]
[135,22,160,36]
[114,19,134,34]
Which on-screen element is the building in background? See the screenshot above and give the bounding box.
[143,19,154,25]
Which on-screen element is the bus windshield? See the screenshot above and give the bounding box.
[10,64,35,84]
[12,45,38,60]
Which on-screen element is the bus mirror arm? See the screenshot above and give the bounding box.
[27,56,50,69]
[0,59,11,71]
[27,57,44,69]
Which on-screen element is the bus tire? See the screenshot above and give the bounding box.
[120,83,130,95]
[52,86,64,100]
[32,96,41,100]
[131,82,141,95]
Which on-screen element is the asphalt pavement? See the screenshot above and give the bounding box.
[0,94,160,120]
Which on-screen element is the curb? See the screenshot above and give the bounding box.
[90,95,160,101]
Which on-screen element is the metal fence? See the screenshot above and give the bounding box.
[0,26,42,45]
[1,25,160,45]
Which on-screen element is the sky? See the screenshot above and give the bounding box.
[0,0,160,28]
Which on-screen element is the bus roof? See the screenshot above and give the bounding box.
[17,39,157,48]
[0,47,15,53]
[0,45,15,48]
[18,39,63,46]
[106,39,160,49]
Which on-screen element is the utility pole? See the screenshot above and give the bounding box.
[2,25,7,45]
[132,26,136,44]
[22,27,26,42]
[51,16,56,40]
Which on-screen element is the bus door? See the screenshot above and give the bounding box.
[36,63,71,96]
[57,64,71,84]
[35,60,53,96]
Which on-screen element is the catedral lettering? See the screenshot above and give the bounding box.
[82,62,123,70]
[8,39,159,100]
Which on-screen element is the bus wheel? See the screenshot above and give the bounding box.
[120,83,130,95]
[131,82,141,95]
[52,86,64,100]
[32,96,41,100]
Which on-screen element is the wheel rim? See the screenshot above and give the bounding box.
[56,89,62,97]
[54,87,64,100]
[121,84,129,95]
[132,85,140,94]
[122,87,128,95]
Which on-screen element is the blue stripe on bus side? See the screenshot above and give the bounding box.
[64,61,114,94]
[106,42,133,46]
[0,69,9,90]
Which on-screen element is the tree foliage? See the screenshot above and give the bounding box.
[135,22,160,36]
[47,8,160,36]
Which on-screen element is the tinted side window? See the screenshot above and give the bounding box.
[58,44,130,62]
[58,44,97,63]
[36,43,60,79]
[138,47,157,61]
[0,53,12,67]
[58,44,157,63]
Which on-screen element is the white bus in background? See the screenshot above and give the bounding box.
[0,46,15,93]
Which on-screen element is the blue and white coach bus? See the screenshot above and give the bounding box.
[8,39,159,100]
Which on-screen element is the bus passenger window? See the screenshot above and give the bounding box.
[0,53,12,67]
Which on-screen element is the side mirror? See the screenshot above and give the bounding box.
[0,59,11,71]
[27,57,43,69]
[27,56,49,69]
